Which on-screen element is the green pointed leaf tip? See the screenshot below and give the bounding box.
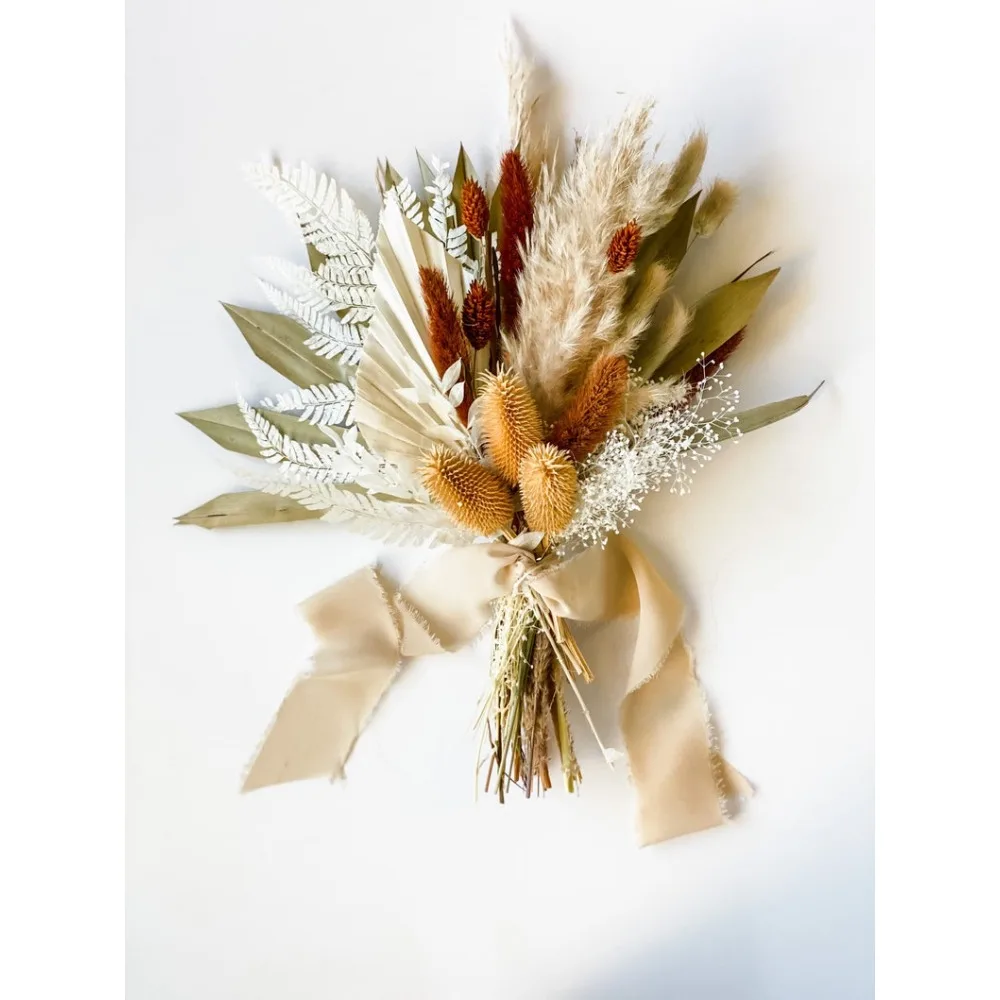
[175,491,323,529]
[220,302,352,388]
[713,390,816,443]
[655,268,780,379]
[178,403,333,458]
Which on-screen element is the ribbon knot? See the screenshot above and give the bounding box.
[241,534,750,845]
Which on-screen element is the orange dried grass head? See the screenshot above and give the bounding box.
[548,354,630,461]
[519,443,578,535]
[607,220,642,273]
[461,280,495,350]
[420,446,514,536]
[461,179,490,240]
[419,265,470,421]
[479,367,543,486]
[498,149,534,332]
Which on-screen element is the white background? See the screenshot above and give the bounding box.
[126,1,873,997]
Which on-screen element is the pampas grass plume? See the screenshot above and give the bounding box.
[520,443,578,535]
[694,179,738,237]
[548,354,630,461]
[421,446,514,535]
[479,368,543,485]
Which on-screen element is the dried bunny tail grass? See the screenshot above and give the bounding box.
[510,102,679,419]
[420,446,514,536]
[663,129,708,206]
[479,367,543,485]
[461,179,490,240]
[618,262,670,359]
[606,219,642,273]
[519,443,579,535]
[548,354,630,461]
[633,294,691,378]
[623,377,690,420]
[499,149,535,331]
[462,280,495,350]
[694,178,738,237]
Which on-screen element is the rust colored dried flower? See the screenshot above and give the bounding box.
[607,219,642,273]
[419,265,469,420]
[548,354,630,461]
[461,179,490,240]
[479,368,543,485]
[498,149,534,332]
[519,443,579,535]
[420,446,514,536]
[461,280,495,350]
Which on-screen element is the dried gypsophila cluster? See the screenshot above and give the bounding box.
[556,361,742,558]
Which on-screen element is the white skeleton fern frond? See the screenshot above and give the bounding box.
[388,176,424,226]
[262,257,375,312]
[426,156,472,266]
[258,280,366,365]
[259,383,355,426]
[245,161,375,263]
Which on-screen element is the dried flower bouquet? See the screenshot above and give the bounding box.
[178,35,817,844]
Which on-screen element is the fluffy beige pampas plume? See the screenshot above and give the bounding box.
[509,103,685,420]
[632,294,691,378]
[421,446,514,536]
[694,179,738,237]
[617,262,671,359]
[519,443,578,535]
[548,354,630,461]
[503,27,556,189]
[479,368,544,485]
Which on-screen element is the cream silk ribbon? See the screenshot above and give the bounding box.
[242,534,750,845]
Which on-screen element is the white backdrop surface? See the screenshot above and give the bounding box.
[126,1,874,997]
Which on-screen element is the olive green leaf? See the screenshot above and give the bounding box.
[625,192,700,305]
[221,303,352,388]
[178,403,333,458]
[174,491,323,529]
[714,385,822,443]
[654,268,779,380]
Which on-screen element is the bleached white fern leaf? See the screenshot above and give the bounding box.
[238,397,366,484]
[319,489,471,547]
[426,156,472,265]
[388,176,424,226]
[258,281,365,365]
[263,257,375,312]
[245,161,375,263]
[259,383,355,426]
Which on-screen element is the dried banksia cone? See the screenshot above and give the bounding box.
[664,129,708,205]
[419,265,470,420]
[420,446,514,536]
[479,368,543,486]
[461,179,490,240]
[498,149,534,331]
[519,444,579,535]
[607,219,642,273]
[694,179,738,237]
[549,354,630,461]
[461,280,495,350]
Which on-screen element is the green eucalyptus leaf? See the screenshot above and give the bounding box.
[174,491,323,529]
[221,303,352,388]
[654,268,779,379]
[713,389,818,443]
[178,404,333,457]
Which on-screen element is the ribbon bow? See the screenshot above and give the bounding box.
[242,534,749,845]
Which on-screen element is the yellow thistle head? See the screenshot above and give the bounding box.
[420,446,514,536]
[479,368,543,485]
[519,444,578,535]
